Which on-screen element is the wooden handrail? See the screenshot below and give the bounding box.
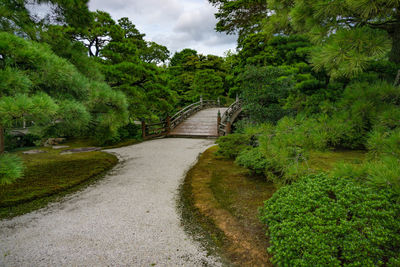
[218,99,242,136]
[141,98,220,140]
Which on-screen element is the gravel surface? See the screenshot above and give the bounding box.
[0,138,221,266]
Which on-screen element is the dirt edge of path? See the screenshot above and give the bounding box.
[178,145,274,266]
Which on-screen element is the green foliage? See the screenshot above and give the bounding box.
[235,147,266,174]
[239,66,293,124]
[191,69,224,100]
[367,128,400,159]
[216,133,254,159]
[0,32,90,100]
[39,25,105,82]
[92,15,176,119]
[330,81,400,148]
[0,149,118,218]
[0,93,58,127]
[117,122,141,140]
[0,154,24,185]
[168,50,228,106]
[87,82,129,144]
[311,27,391,79]
[260,173,400,266]
[0,0,91,39]
[5,133,40,151]
[0,67,32,95]
[265,0,400,64]
[239,34,313,67]
[47,100,91,137]
[208,0,268,46]
[365,157,400,195]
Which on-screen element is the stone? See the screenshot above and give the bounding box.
[44,138,66,147]
[23,150,48,155]
[60,147,101,155]
[52,145,69,149]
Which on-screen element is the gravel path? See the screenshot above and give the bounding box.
[0,138,221,266]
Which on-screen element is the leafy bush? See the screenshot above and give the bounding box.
[367,128,400,159]
[257,116,334,184]
[0,154,24,184]
[326,81,400,149]
[260,173,400,266]
[235,147,266,174]
[239,65,293,124]
[5,133,40,151]
[333,156,400,197]
[0,32,90,100]
[46,100,91,137]
[117,122,141,140]
[216,133,254,159]
[88,82,129,144]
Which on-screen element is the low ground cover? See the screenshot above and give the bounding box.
[195,142,367,265]
[0,144,118,219]
[180,145,275,266]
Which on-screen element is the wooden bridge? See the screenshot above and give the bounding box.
[141,98,242,139]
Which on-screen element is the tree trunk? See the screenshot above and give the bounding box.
[0,125,4,154]
[389,23,400,64]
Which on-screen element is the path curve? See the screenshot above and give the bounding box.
[0,138,221,266]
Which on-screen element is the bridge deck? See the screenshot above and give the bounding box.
[169,108,227,137]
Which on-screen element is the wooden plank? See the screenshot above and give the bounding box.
[169,108,227,137]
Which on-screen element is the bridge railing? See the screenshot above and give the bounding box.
[218,98,242,136]
[141,97,220,140]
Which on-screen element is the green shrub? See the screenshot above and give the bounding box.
[235,147,267,174]
[87,82,129,144]
[5,133,40,151]
[326,81,400,149]
[118,122,141,140]
[260,173,400,266]
[0,32,90,100]
[366,128,400,159]
[365,156,400,194]
[46,100,91,137]
[0,154,24,184]
[333,155,400,196]
[256,116,333,184]
[216,133,253,159]
[239,65,294,124]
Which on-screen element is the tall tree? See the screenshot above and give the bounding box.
[73,10,115,57]
[208,0,268,46]
[99,16,175,119]
[265,0,400,64]
[0,0,91,39]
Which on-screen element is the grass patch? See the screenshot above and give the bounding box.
[308,150,366,172]
[61,137,140,149]
[0,147,118,219]
[102,138,141,149]
[180,145,275,266]
[178,155,229,265]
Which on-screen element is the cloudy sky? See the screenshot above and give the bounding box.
[88,0,237,56]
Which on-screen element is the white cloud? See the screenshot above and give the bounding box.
[88,0,237,56]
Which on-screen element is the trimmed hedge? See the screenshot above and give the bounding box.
[259,174,400,266]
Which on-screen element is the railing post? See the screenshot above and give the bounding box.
[236,93,239,102]
[226,117,231,135]
[0,125,4,154]
[217,110,221,137]
[166,115,171,134]
[394,69,400,86]
[217,97,220,107]
[141,121,146,139]
[200,95,203,109]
